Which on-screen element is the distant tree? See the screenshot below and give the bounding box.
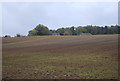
[28,24,51,36]
[28,29,38,36]
[50,29,56,33]
[76,27,87,35]
[90,26,98,35]
[96,26,103,34]
[116,25,120,34]
[85,25,93,33]
[56,28,65,35]
[4,35,11,38]
[104,26,108,34]
[28,24,119,36]
[64,28,73,35]
[16,34,21,37]
[70,26,76,35]
[35,24,51,35]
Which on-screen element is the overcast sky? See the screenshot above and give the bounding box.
[1,2,118,36]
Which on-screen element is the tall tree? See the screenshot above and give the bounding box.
[28,29,38,36]
[70,26,76,35]
[28,24,119,36]
[28,24,51,36]
[56,28,65,35]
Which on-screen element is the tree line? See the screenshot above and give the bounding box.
[28,24,119,36]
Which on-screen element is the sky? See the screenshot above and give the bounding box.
[1,2,118,36]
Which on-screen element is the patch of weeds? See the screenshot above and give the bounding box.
[33,65,55,72]
[2,66,10,68]
[75,72,96,77]
[63,71,73,75]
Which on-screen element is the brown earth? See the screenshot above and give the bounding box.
[2,35,119,79]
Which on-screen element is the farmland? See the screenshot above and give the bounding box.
[2,35,118,79]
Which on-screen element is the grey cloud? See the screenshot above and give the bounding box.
[1,2,118,36]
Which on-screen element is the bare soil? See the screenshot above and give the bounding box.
[2,35,118,79]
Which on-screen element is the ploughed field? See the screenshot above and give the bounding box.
[2,35,118,79]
